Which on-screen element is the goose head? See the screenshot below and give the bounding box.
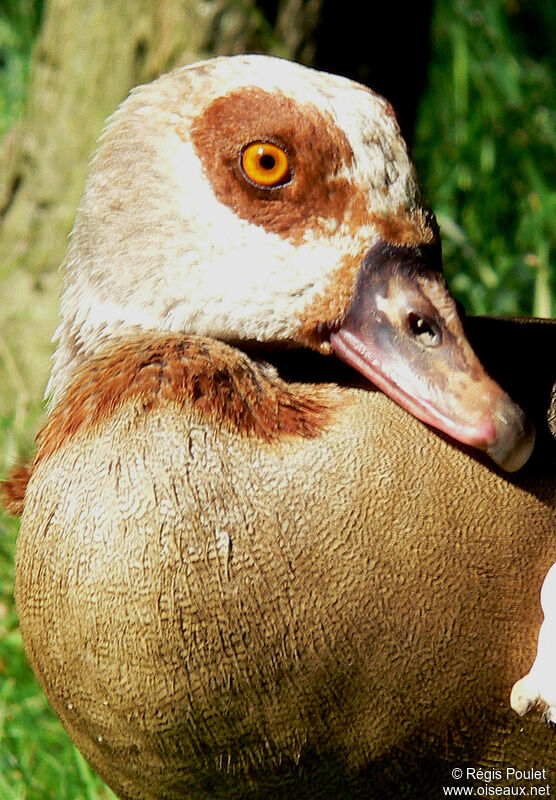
[48,54,534,471]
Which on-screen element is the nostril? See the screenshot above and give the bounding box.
[407,312,441,347]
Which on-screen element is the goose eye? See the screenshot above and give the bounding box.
[240,141,292,188]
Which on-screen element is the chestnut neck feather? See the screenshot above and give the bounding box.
[45,334,339,456]
[3,335,342,516]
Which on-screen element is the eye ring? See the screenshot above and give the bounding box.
[240,141,292,189]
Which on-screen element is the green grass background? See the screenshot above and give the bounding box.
[0,0,554,797]
[415,0,555,319]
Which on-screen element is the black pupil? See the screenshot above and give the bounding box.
[259,153,276,171]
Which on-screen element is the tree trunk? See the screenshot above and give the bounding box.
[0,0,321,455]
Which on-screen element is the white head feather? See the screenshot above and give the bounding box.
[47,55,424,404]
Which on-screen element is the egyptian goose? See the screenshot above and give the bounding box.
[5,56,555,799]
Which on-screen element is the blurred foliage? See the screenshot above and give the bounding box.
[0,0,43,138]
[414,0,555,317]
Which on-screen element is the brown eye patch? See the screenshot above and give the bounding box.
[190,87,357,243]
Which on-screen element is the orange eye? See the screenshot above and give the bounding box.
[240,141,292,188]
